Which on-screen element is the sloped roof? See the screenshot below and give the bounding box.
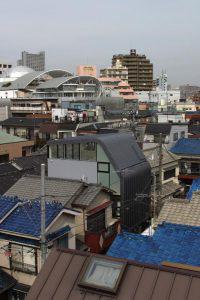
[187,178,200,200]
[48,133,147,171]
[0,117,48,127]
[0,154,47,195]
[27,248,200,300]
[0,131,27,144]
[171,138,200,155]
[0,268,16,294]
[155,191,200,227]
[144,144,179,169]
[145,123,172,135]
[5,175,105,208]
[0,197,63,237]
[107,223,200,267]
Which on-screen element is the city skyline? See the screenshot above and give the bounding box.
[1,0,200,85]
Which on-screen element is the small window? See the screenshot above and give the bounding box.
[58,144,64,159]
[98,162,109,172]
[80,142,96,161]
[79,257,126,294]
[181,131,185,138]
[173,133,178,141]
[50,144,57,158]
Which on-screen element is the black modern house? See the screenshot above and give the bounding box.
[47,133,151,231]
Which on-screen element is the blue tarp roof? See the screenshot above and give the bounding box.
[107,223,200,267]
[187,178,200,200]
[0,196,63,238]
[170,138,200,155]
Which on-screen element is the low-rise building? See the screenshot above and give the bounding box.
[5,175,119,254]
[170,138,200,184]
[0,131,34,162]
[144,123,188,147]
[27,247,200,300]
[0,196,78,298]
[108,222,200,267]
[47,133,151,231]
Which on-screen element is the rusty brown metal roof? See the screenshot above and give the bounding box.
[27,248,200,300]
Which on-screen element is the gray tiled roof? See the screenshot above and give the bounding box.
[155,191,200,227]
[144,145,179,170]
[5,175,104,208]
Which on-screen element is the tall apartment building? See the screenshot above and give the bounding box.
[112,49,153,91]
[17,51,45,71]
[100,59,128,82]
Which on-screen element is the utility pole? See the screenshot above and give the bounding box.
[157,133,163,213]
[41,163,46,266]
[152,171,157,223]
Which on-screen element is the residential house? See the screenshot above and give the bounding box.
[39,122,78,142]
[0,117,49,143]
[0,153,46,195]
[144,123,188,147]
[5,175,119,253]
[155,190,200,228]
[170,138,200,184]
[27,247,200,300]
[143,144,182,201]
[47,133,151,231]
[0,196,78,298]
[0,131,34,163]
[108,222,200,267]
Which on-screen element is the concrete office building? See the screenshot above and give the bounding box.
[112,49,153,91]
[17,51,45,71]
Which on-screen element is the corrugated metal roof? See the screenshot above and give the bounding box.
[171,138,200,155]
[26,248,200,300]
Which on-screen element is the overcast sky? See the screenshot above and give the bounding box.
[1,0,200,85]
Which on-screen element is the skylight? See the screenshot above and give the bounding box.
[79,257,126,293]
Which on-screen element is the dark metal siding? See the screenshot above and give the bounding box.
[120,161,151,230]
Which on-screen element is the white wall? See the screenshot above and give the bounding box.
[48,158,97,183]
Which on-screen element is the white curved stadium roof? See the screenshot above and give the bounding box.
[8,66,34,78]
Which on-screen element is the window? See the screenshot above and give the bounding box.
[79,257,126,294]
[87,209,105,233]
[173,133,178,141]
[65,144,73,159]
[50,144,57,158]
[164,168,176,180]
[80,142,96,161]
[181,131,185,138]
[98,162,109,172]
[9,243,37,274]
[56,235,68,248]
[58,144,64,158]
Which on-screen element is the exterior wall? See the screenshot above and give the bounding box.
[168,125,188,146]
[77,65,97,77]
[0,141,34,160]
[48,158,98,183]
[157,114,185,123]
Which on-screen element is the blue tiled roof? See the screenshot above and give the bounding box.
[187,178,200,200]
[170,138,200,155]
[0,196,19,219]
[107,223,200,267]
[0,196,63,237]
